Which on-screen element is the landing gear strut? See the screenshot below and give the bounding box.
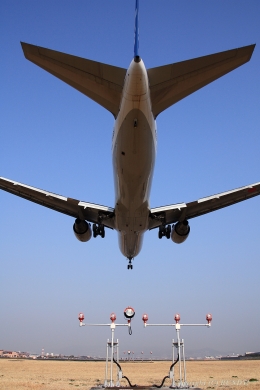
[127,257,133,270]
[158,224,171,239]
[93,223,105,238]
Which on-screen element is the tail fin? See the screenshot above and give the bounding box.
[134,0,140,62]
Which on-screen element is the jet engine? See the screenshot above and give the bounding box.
[171,220,190,244]
[73,218,92,242]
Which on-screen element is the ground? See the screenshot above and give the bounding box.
[0,359,259,390]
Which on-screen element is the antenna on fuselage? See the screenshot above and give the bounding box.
[134,0,141,62]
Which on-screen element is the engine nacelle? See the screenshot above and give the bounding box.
[73,218,92,242]
[171,220,190,244]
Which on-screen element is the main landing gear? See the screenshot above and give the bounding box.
[93,223,105,238]
[127,257,133,270]
[158,224,171,239]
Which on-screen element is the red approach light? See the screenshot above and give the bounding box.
[174,313,180,323]
[78,312,84,322]
[142,313,148,324]
[110,312,116,322]
[124,306,135,320]
[206,313,212,324]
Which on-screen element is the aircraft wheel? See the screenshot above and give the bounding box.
[93,223,97,238]
[166,225,171,239]
[100,224,105,238]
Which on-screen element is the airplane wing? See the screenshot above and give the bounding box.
[149,182,260,229]
[0,177,115,228]
[21,42,127,118]
[147,44,255,117]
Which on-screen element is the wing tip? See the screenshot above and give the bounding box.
[244,43,256,61]
[20,42,40,60]
[20,41,30,58]
[250,43,256,58]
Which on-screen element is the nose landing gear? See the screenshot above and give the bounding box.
[127,257,133,270]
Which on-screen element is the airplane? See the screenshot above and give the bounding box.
[1,0,260,269]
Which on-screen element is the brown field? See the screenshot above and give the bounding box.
[0,359,260,390]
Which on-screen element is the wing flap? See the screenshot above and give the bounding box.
[21,42,127,117]
[0,177,114,227]
[150,182,260,228]
[147,44,255,117]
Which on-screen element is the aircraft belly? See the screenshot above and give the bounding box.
[118,231,144,259]
[114,109,155,207]
[113,109,155,258]
[111,59,156,258]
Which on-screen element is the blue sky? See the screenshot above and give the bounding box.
[1,0,260,358]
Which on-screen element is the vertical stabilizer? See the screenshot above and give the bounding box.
[134,0,140,62]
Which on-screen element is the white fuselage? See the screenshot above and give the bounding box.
[112,59,157,259]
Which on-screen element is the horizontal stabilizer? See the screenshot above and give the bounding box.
[21,42,127,117]
[147,44,255,117]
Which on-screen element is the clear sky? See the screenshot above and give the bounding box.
[1,0,260,359]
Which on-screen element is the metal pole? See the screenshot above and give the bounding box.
[171,338,176,387]
[110,325,115,386]
[116,339,120,386]
[176,326,182,386]
[182,338,187,385]
[117,339,119,364]
[104,338,109,387]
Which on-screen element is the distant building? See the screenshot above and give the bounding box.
[18,352,30,358]
[29,354,39,359]
[3,351,18,358]
[244,352,260,358]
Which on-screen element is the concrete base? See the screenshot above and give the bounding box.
[90,387,202,390]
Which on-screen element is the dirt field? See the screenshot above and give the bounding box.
[0,359,259,390]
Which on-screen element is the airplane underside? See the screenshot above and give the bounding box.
[0,4,259,268]
[113,63,156,261]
